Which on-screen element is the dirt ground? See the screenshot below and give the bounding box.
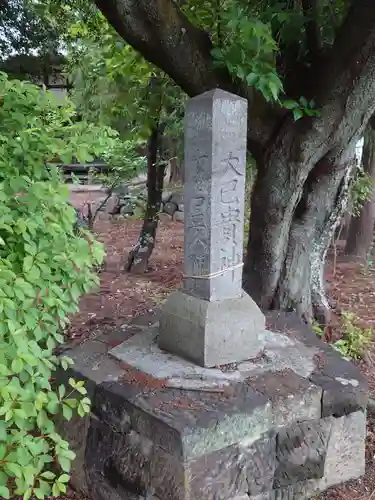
[60,190,375,500]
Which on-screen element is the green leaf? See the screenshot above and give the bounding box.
[0,486,10,499]
[58,474,70,483]
[293,108,304,121]
[58,384,66,399]
[58,457,71,472]
[52,481,61,497]
[23,488,33,500]
[11,358,24,373]
[62,404,73,421]
[6,462,23,478]
[268,80,280,101]
[246,72,258,85]
[0,421,7,441]
[41,471,56,480]
[282,99,298,110]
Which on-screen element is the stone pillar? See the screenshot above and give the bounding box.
[159,89,265,367]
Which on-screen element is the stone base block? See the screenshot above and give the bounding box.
[58,311,368,500]
[158,290,265,367]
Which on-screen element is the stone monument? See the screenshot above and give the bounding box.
[159,89,265,367]
[57,89,368,500]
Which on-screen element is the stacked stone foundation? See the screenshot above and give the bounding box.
[58,311,367,500]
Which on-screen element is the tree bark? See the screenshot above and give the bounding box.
[126,125,165,273]
[244,144,356,322]
[345,126,375,258]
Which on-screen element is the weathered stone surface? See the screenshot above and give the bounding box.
[173,210,184,222]
[109,326,242,388]
[238,330,318,380]
[170,192,183,206]
[181,89,248,302]
[150,445,186,499]
[247,371,321,427]
[275,419,332,487]
[187,444,248,499]
[265,311,368,418]
[59,340,124,397]
[137,384,272,460]
[111,430,153,495]
[93,374,272,461]
[322,410,366,488]
[310,348,368,418]
[241,432,276,496]
[159,290,265,367]
[56,412,90,495]
[85,417,132,500]
[162,190,173,203]
[163,201,178,215]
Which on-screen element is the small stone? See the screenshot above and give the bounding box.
[120,204,134,216]
[163,201,178,215]
[170,192,183,206]
[162,190,173,203]
[173,211,184,222]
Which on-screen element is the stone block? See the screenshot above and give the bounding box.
[163,201,178,215]
[109,326,242,388]
[186,443,248,499]
[58,340,124,398]
[170,192,183,206]
[150,445,186,499]
[247,371,322,427]
[159,290,265,367]
[111,429,153,494]
[241,432,276,496]
[274,418,332,487]
[85,416,131,500]
[93,373,273,461]
[162,190,173,203]
[173,210,184,222]
[309,348,368,418]
[322,410,366,488]
[56,412,90,495]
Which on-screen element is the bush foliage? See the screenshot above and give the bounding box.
[0,72,115,499]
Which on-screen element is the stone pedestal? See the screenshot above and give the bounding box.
[159,290,265,367]
[59,311,367,500]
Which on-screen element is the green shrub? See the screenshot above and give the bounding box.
[0,72,116,499]
[333,312,372,360]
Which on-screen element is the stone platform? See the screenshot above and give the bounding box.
[58,311,368,500]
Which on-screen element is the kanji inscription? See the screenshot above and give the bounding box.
[182,89,248,301]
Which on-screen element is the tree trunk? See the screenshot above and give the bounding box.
[244,140,356,325]
[345,126,375,258]
[126,125,165,273]
[168,157,184,184]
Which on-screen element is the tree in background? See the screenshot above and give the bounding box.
[65,14,186,271]
[345,119,375,259]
